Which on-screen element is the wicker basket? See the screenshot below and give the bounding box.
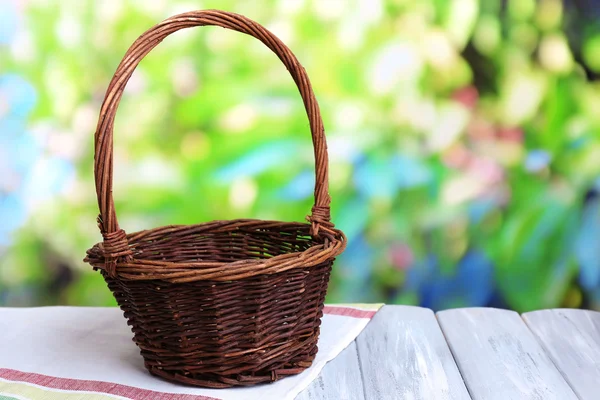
[84,10,346,388]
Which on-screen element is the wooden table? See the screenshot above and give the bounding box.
[296,306,600,400]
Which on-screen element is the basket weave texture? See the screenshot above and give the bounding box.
[84,10,346,388]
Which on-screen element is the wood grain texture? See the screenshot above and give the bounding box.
[437,308,578,400]
[356,306,471,400]
[523,309,600,400]
[296,342,364,400]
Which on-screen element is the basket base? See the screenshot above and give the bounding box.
[104,266,331,387]
[146,341,318,388]
[106,269,329,388]
[87,220,342,388]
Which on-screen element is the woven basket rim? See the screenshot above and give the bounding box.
[85,219,346,283]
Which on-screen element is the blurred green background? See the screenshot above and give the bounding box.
[1,0,600,311]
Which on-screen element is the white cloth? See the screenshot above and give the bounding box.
[0,305,380,400]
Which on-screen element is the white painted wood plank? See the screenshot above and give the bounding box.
[356,305,471,400]
[295,341,364,400]
[437,308,578,400]
[523,309,600,400]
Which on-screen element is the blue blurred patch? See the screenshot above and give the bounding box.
[334,197,370,240]
[13,131,40,174]
[524,149,551,173]
[354,156,397,199]
[468,199,497,223]
[0,75,38,117]
[353,154,432,199]
[567,136,590,150]
[336,235,374,301]
[0,194,26,246]
[0,72,41,247]
[21,157,75,199]
[406,253,437,292]
[455,251,495,306]
[278,170,314,200]
[393,155,433,190]
[0,117,27,136]
[215,139,303,183]
[0,125,41,174]
[0,0,18,44]
[575,199,600,290]
[407,250,494,311]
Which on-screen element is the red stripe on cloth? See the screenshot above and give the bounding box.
[323,306,377,319]
[0,368,219,400]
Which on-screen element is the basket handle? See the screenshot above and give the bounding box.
[94,10,333,275]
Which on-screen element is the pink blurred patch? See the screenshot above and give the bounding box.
[390,243,414,270]
[442,144,471,169]
[497,126,524,142]
[452,86,479,109]
[467,116,496,140]
[467,156,504,184]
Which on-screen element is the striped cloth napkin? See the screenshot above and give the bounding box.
[0,304,381,400]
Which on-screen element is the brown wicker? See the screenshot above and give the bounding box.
[83,10,346,388]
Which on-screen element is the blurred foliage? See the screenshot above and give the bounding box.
[1,0,600,311]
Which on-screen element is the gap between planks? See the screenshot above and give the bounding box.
[523,308,600,400]
[298,306,600,399]
[355,306,471,400]
[437,308,578,400]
